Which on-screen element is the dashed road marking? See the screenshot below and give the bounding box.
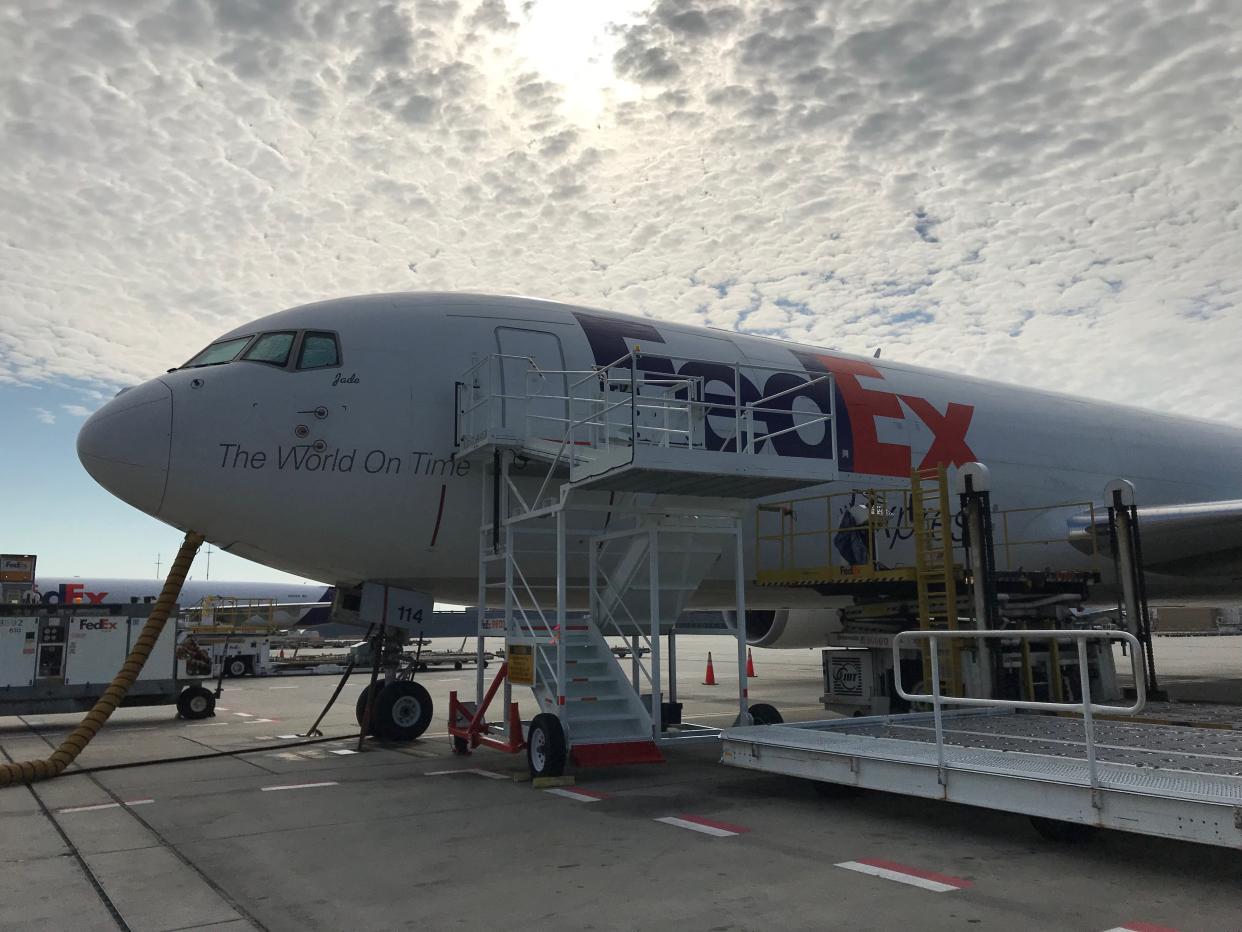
[242,718,275,724]
[655,815,749,837]
[424,768,509,780]
[1102,924,1182,932]
[260,781,338,792]
[276,734,301,739]
[545,788,609,802]
[232,712,254,718]
[835,859,971,893]
[330,748,359,756]
[58,799,153,814]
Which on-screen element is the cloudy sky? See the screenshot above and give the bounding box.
[3,0,1240,580]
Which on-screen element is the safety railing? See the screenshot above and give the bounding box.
[456,350,836,480]
[755,487,933,584]
[998,501,1104,576]
[892,629,1146,795]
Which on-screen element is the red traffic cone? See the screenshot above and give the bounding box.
[746,648,757,679]
[703,652,717,686]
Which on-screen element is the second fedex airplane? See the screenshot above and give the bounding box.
[77,293,1242,647]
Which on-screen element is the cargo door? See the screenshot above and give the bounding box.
[66,613,129,686]
[130,617,176,682]
[495,327,567,443]
[0,616,38,687]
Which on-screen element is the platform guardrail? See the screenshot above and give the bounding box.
[892,628,1146,796]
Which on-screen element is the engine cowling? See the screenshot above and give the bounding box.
[742,608,844,649]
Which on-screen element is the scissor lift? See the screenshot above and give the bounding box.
[449,345,838,775]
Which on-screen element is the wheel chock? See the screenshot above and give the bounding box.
[532,775,576,789]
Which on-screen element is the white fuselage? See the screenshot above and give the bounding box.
[76,293,1242,607]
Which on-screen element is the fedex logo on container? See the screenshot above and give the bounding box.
[573,313,977,477]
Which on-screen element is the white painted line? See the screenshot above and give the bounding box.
[545,788,607,802]
[835,860,969,893]
[424,768,509,780]
[187,722,230,727]
[655,816,746,837]
[124,799,154,807]
[277,734,301,739]
[1101,924,1181,932]
[215,707,229,711]
[232,712,253,718]
[330,749,359,756]
[58,802,120,814]
[243,718,275,724]
[253,736,273,741]
[260,781,339,792]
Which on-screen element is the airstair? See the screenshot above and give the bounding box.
[449,345,838,774]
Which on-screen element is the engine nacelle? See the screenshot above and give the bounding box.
[741,608,844,649]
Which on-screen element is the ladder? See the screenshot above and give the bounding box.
[911,466,962,696]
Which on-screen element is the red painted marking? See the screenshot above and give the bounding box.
[1118,923,1181,932]
[899,396,977,468]
[571,741,665,767]
[675,813,751,834]
[429,484,447,547]
[855,858,972,889]
[813,355,910,476]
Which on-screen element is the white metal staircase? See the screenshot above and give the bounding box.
[456,345,840,770]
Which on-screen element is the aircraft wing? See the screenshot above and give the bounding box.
[1069,499,1242,577]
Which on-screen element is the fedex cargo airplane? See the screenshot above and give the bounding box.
[31,578,331,608]
[75,293,1242,648]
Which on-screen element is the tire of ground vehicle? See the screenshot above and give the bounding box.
[356,681,383,733]
[372,681,434,741]
[225,656,248,678]
[732,702,784,726]
[526,713,568,778]
[748,703,783,725]
[176,686,216,720]
[1029,816,1097,844]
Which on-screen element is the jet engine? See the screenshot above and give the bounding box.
[741,608,844,649]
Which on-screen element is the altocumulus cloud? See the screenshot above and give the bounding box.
[1,0,1240,424]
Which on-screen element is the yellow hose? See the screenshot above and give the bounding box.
[0,531,204,787]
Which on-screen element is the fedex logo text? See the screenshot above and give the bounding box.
[40,584,109,605]
[78,619,119,631]
[574,312,977,478]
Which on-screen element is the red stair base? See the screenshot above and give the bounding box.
[570,740,665,768]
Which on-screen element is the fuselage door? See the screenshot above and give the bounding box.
[495,327,568,444]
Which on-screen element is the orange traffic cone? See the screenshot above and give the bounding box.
[746,648,757,678]
[703,652,717,686]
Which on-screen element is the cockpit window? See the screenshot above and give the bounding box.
[297,332,340,369]
[183,336,252,368]
[242,332,296,367]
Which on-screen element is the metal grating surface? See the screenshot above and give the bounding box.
[727,711,1242,804]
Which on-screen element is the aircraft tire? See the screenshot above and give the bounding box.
[177,686,215,720]
[373,681,434,742]
[356,682,382,733]
[1029,817,1097,844]
[526,713,567,778]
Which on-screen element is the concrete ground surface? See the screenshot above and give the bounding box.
[2,637,1240,932]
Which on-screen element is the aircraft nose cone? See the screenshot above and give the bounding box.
[77,378,173,516]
